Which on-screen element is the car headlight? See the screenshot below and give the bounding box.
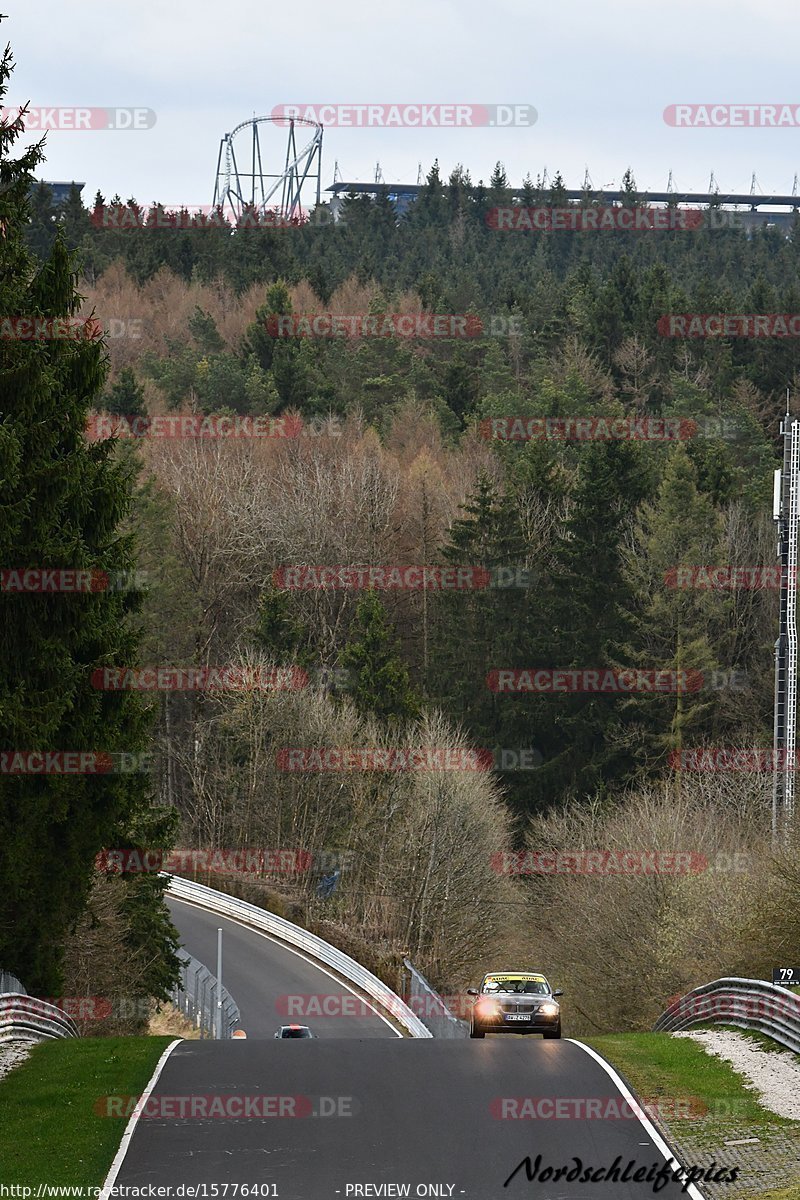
[538,1002,559,1017]
[475,999,501,1018]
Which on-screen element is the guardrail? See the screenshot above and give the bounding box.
[0,970,25,996]
[654,977,800,1053]
[403,958,469,1038]
[0,994,79,1044]
[170,949,241,1038]
[166,875,432,1038]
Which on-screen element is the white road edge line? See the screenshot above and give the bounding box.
[169,895,404,1038]
[568,1039,706,1200]
[99,1038,182,1199]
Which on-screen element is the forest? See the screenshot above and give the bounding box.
[7,156,800,1033]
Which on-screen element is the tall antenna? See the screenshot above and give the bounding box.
[773,396,799,845]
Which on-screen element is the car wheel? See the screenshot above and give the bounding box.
[543,1022,561,1039]
[470,1026,485,1039]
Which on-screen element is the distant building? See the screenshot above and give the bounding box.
[31,181,85,205]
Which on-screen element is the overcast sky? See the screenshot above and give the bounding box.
[7,0,800,207]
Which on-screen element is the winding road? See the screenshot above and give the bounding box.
[105,892,707,1199]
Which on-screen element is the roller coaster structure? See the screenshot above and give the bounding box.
[212,116,323,222]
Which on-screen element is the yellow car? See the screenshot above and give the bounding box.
[467,971,563,1038]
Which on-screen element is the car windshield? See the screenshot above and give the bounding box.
[483,979,549,995]
[282,1028,310,1037]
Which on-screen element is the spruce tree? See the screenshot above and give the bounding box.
[341,591,419,724]
[616,444,728,775]
[0,38,177,993]
[544,439,652,798]
[104,366,146,417]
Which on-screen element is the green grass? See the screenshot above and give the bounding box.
[585,1032,792,1132]
[0,1037,173,1184]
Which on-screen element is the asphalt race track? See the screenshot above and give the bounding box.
[167,895,398,1039]
[109,898,709,1197]
[111,1037,707,1198]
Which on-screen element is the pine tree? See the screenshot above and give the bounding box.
[0,38,177,994]
[188,305,225,354]
[620,167,639,206]
[543,439,652,798]
[341,591,419,724]
[549,171,569,208]
[104,366,146,417]
[428,473,546,812]
[488,162,509,205]
[254,585,311,666]
[616,444,728,776]
[242,280,293,373]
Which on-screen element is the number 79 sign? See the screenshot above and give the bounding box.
[772,967,800,985]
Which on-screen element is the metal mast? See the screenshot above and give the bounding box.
[772,407,800,843]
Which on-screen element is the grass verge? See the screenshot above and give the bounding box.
[586,1032,800,1198]
[0,1037,173,1184]
[585,1032,789,1130]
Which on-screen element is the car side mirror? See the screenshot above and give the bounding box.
[553,989,563,997]
[466,988,478,996]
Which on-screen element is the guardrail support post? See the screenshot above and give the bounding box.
[216,927,223,1039]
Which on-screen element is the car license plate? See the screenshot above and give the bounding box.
[506,1014,530,1021]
